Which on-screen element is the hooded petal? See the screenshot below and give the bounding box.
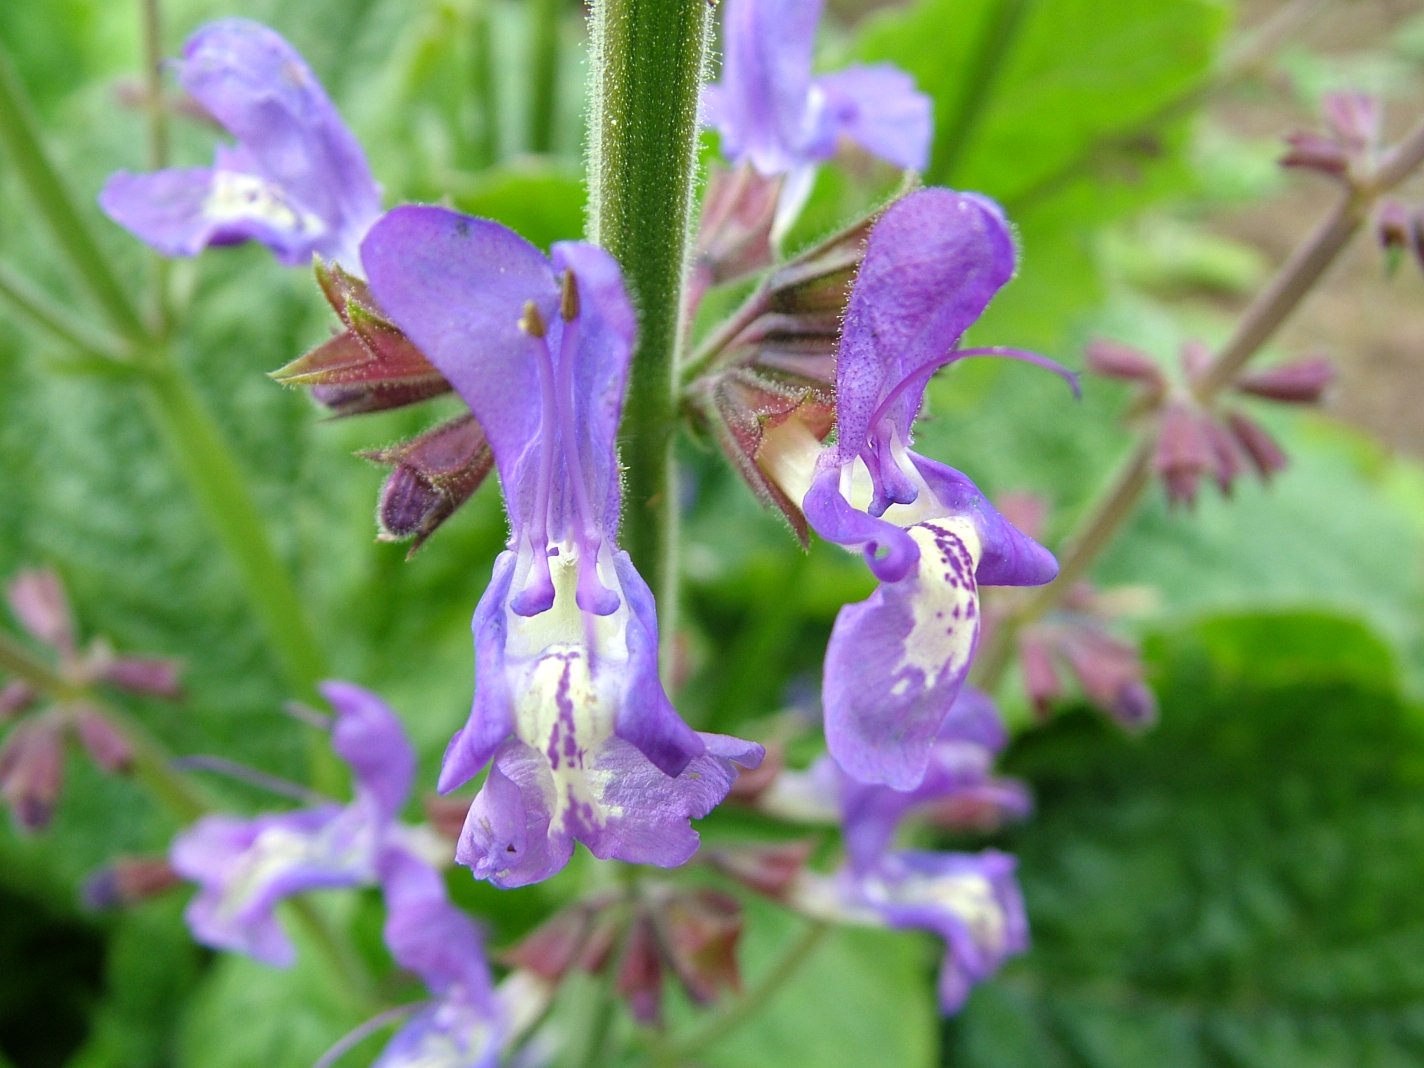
[178,19,380,263]
[456,733,763,888]
[823,519,982,789]
[323,681,415,822]
[710,0,823,174]
[828,189,1017,463]
[361,206,556,523]
[808,65,931,171]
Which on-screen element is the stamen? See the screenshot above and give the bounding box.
[519,300,548,338]
[560,270,580,322]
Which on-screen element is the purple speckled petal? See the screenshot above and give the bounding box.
[361,206,556,528]
[862,850,1027,1013]
[808,65,931,171]
[457,732,762,889]
[831,189,1016,461]
[322,681,415,822]
[823,519,982,789]
[708,0,823,174]
[611,552,706,777]
[178,19,380,263]
[438,553,519,793]
[170,806,353,966]
[912,457,1058,588]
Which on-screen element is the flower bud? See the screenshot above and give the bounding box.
[1322,91,1379,154]
[1234,356,1334,405]
[1279,131,1350,177]
[504,901,604,982]
[7,569,75,655]
[656,889,742,1006]
[73,707,134,774]
[97,656,184,699]
[82,856,179,910]
[0,718,64,831]
[704,840,817,900]
[1018,633,1062,717]
[693,164,781,289]
[1084,339,1164,389]
[614,914,664,1025]
[1061,630,1157,732]
[363,414,495,554]
[1225,410,1288,480]
[1153,400,1213,508]
[0,680,38,719]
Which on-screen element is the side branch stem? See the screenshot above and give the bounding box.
[586,0,711,673]
[975,118,1424,691]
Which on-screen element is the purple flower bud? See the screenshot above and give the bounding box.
[1234,356,1334,405]
[1153,400,1213,507]
[693,164,782,291]
[1322,91,1380,153]
[615,914,664,1025]
[73,707,134,774]
[1225,410,1288,479]
[1060,630,1157,733]
[0,718,64,831]
[364,414,495,553]
[1202,414,1243,495]
[1084,339,1164,389]
[704,840,817,899]
[0,680,38,719]
[1018,633,1063,717]
[83,856,180,910]
[98,656,184,699]
[503,901,605,982]
[1279,131,1351,177]
[1377,199,1411,253]
[7,569,75,655]
[656,889,743,1007]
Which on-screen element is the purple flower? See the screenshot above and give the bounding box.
[704,0,930,220]
[765,188,1073,790]
[374,849,502,1067]
[361,207,764,888]
[822,849,1029,1014]
[170,682,425,966]
[100,20,380,267]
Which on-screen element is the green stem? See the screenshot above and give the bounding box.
[587,0,710,669]
[140,0,174,335]
[0,262,130,360]
[0,44,149,344]
[528,0,562,153]
[670,919,830,1059]
[139,362,337,788]
[936,0,1027,181]
[974,117,1424,693]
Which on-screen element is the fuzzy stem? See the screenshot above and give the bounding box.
[0,45,149,344]
[975,118,1424,692]
[0,262,130,361]
[586,0,711,671]
[140,0,174,335]
[468,0,500,166]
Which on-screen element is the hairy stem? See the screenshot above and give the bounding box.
[0,262,130,361]
[586,0,711,671]
[976,117,1424,692]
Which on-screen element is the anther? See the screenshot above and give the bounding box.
[560,271,580,322]
[519,300,547,338]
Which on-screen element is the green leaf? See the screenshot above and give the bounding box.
[949,612,1424,1066]
[687,899,938,1068]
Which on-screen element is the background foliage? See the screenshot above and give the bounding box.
[1,0,1422,1064]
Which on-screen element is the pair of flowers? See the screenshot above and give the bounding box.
[102,16,1063,894]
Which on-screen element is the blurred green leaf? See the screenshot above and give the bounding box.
[949,612,1424,1066]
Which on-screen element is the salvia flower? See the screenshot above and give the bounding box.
[170,681,433,965]
[705,0,931,226]
[100,19,381,268]
[763,189,1072,789]
[362,207,763,887]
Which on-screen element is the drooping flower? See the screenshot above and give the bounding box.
[372,849,502,1068]
[361,207,763,887]
[704,0,930,226]
[100,19,381,268]
[170,681,433,965]
[761,188,1073,789]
